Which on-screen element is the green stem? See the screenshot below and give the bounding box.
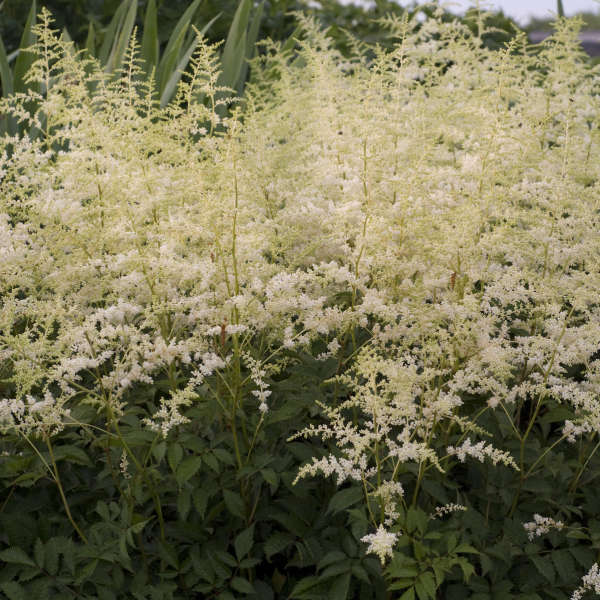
[0,485,15,512]
[362,475,377,527]
[108,406,166,541]
[246,415,265,460]
[524,433,568,479]
[498,400,522,440]
[46,437,89,544]
[231,406,244,472]
[569,438,600,496]
[411,461,424,507]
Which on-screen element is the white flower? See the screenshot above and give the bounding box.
[120,450,131,479]
[571,563,600,600]
[523,514,564,540]
[431,503,467,519]
[361,525,399,564]
[245,354,272,414]
[447,439,518,469]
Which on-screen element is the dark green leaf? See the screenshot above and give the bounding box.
[290,576,322,598]
[326,486,363,514]
[264,532,294,560]
[454,543,479,555]
[418,572,436,599]
[231,577,254,594]
[213,448,235,465]
[193,487,209,518]
[33,538,44,568]
[530,554,555,583]
[223,489,245,519]
[329,572,351,600]
[52,444,92,466]
[0,547,35,566]
[552,549,576,583]
[152,440,167,463]
[234,523,255,561]
[570,546,595,568]
[406,507,428,535]
[318,550,347,571]
[0,582,26,600]
[566,530,589,540]
[45,538,59,576]
[177,487,192,520]
[215,550,238,567]
[260,468,278,488]
[457,557,476,582]
[167,443,183,472]
[76,559,98,584]
[176,456,203,486]
[158,541,179,569]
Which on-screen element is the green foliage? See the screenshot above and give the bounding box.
[0,348,386,598]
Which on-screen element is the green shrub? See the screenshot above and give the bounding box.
[1,7,600,599]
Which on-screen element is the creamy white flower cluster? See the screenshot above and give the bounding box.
[430,503,467,520]
[522,514,565,541]
[244,354,272,414]
[0,392,68,436]
[361,525,399,565]
[563,420,594,444]
[447,439,518,469]
[571,563,600,600]
[370,481,405,527]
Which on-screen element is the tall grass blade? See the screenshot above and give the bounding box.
[159,13,220,107]
[85,21,96,57]
[219,0,252,90]
[0,34,14,97]
[159,37,198,108]
[157,24,188,96]
[0,34,15,135]
[236,0,263,94]
[61,27,73,46]
[105,0,138,73]
[281,25,301,55]
[98,0,129,66]
[156,0,203,95]
[197,14,221,40]
[141,0,159,76]
[13,0,37,94]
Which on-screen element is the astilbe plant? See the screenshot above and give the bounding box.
[1,6,600,599]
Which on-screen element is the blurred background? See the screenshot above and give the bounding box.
[1,0,600,62]
[447,0,599,25]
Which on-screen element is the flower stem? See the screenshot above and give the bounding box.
[46,437,88,544]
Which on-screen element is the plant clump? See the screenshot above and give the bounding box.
[1,7,600,599]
